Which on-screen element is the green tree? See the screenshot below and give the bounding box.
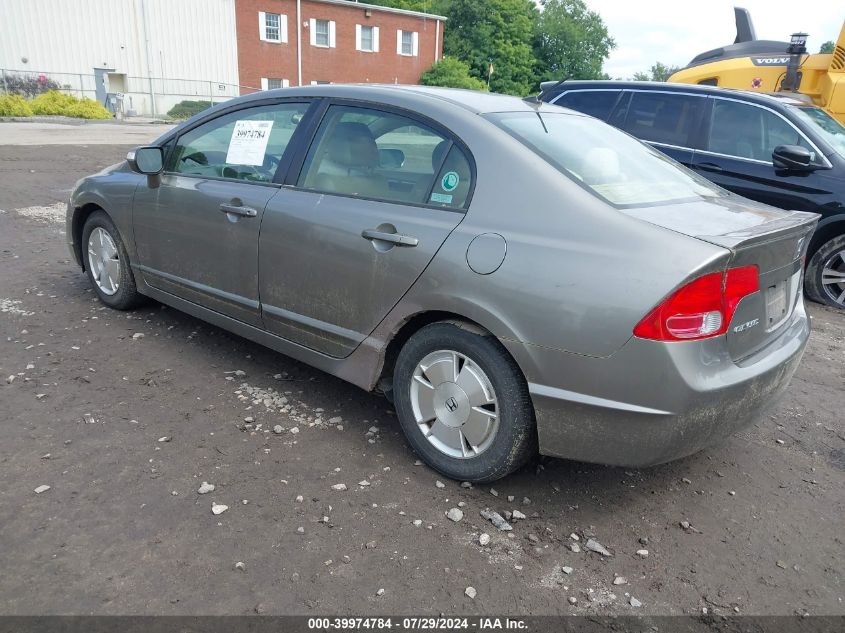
[532,0,615,85]
[420,57,487,90]
[820,40,835,54]
[364,0,450,12]
[632,61,680,82]
[443,0,538,95]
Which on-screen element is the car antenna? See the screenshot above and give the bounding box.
[526,77,570,104]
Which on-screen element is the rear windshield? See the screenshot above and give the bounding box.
[486,111,726,208]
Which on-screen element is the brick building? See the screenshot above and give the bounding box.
[236,0,445,93]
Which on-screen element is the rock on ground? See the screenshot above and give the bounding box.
[585,538,612,556]
[480,508,512,531]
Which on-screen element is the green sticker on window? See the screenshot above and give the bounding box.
[430,192,453,204]
[441,171,459,192]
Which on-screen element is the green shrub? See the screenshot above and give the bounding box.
[64,98,112,119]
[166,100,212,120]
[420,58,487,91]
[28,90,111,118]
[0,94,34,117]
[30,90,80,115]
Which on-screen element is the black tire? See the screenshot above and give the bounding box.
[805,235,845,309]
[81,211,144,310]
[393,322,537,483]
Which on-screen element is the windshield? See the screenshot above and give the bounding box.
[486,111,727,208]
[790,106,845,158]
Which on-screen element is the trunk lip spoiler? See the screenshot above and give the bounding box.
[694,210,820,251]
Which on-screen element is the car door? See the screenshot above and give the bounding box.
[258,102,474,358]
[691,97,833,211]
[613,90,707,166]
[132,100,311,327]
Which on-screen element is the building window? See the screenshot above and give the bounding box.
[259,12,287,43]
[309,18,335,48]
[397,30,418,56]
[261,78,290,90]
[315,19,330,47]
[266,14,280,41]
[356,25,379,52]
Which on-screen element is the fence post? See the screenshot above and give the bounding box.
[148,76,156,118]
[209,80,214,106]
[1,69,7,95]
[78,74,84,98]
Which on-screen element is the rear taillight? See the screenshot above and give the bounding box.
[634,265,759,341]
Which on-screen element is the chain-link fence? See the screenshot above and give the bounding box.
[1,69,260,118]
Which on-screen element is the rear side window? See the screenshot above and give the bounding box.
[622,92,705,147]
[554,90,620,121]
[431,145,472,208]
[707,99,820,163]
[298,104,472,209]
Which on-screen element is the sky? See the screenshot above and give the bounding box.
[581,0,844,79]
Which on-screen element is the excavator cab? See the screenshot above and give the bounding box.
[668,7,845,124]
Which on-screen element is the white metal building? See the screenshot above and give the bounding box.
[0,0,240,116]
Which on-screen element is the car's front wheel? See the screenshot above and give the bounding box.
[393,322,537,483]
[82,211,144,310]
[805,235,845,309]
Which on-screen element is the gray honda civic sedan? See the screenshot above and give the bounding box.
[67,85,818,482]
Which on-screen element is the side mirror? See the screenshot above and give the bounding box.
[378,148,405,169]
[127,146,164,175]
[772,145,815,172]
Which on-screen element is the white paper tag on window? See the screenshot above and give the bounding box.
[226,120,274,166]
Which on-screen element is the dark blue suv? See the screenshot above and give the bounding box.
[539,81,845,310]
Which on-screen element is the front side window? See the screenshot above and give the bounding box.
[554,90,621,121]
[167,103,309,183]
[707,99,819,163]
[298,105,471,208]
[789,105,845,159]
[488,111,725,208]
[315,19,330,46]
[622,92,705,147]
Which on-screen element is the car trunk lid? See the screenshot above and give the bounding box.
[622,197,819,361]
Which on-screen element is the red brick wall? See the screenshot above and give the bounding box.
[236,0,443,94]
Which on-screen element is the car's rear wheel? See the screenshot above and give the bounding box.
[805,235,845,309]
[393,322,536,482]
[82,211,144,310]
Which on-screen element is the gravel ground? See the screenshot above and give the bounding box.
[0,132,843,617]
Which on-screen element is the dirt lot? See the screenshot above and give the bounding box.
[0,123,843,617]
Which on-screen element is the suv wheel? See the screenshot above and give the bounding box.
[805,235,845,309]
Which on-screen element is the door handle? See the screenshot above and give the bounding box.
[219,203,258,217]
[361,229,419,247]
[697,162,724,173]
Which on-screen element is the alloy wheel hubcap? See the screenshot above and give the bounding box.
[410,350,498,459]
[821,249,845,307]
[87,227,120,296]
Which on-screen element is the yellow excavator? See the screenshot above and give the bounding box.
[668,8,845,124]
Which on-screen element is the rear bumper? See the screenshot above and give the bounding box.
[505,300,810,468]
